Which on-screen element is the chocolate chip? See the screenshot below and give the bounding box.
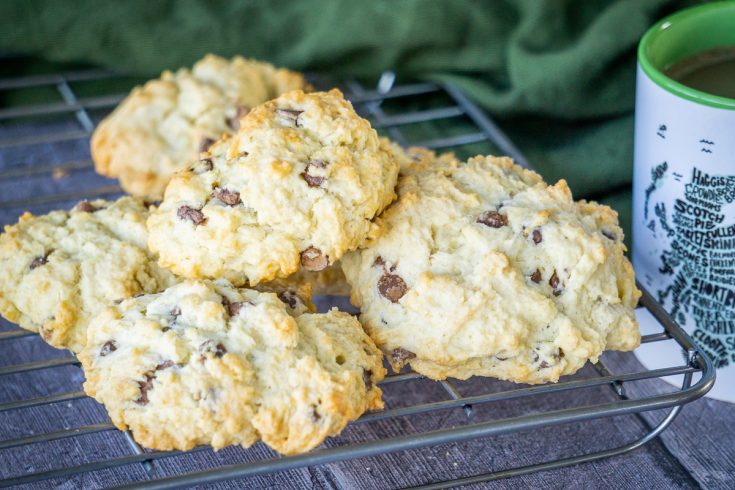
[135,376,153,405]
[213,187,241,206]
[276,108,303,127]
[228,301,246,316]
[301,247,328,271]
[532,229,543,244]
[135,361,174,405]
[378,273,407,303]
[362,369,373,390]
[277,291,299,309]
[301,159,329,187]
[199,137,215,152]
[601,230,617,241]
[199,339,227,359]
[30,252,50,270]
[310,405,321,422]
[477,210,508,228]
[536,349,563,370]
[530,269,542,283]
[301,173,324,187]
[531,351,539,363]
[391,347,416,367]
[549,271,562,296]
[373,256,385,267]
[221,296,247,316]
[99,340,117,357]
[177,206,206,226]
[226,105,250,130]
[156,360,175,370]
[192,158,214,174]
[74,200,98,213]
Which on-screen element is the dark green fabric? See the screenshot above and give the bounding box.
[0,0,701,243]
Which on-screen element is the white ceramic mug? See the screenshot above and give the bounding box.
[632,2,735,402]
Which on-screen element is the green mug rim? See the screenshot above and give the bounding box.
[638,1,735,110]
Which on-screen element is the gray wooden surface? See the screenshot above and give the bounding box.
[0,116,734,490]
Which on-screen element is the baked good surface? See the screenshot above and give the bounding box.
[341,154,640,384]
[0,197,177,352]
[382,138,460,176]
[253,143,457,298]
[91,54,309,198]
[79,280,385,454]
[147,89,400,287]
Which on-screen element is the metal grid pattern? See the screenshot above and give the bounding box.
[0,67,715,489]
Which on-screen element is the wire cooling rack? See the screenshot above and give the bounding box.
[0,65,715,489]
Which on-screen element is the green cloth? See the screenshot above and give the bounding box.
[0,0,701,244]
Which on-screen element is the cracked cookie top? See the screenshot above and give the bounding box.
[79,280,385,454]
[91,54,309,198]
[342,154,640,384]
[0,197,177,352]
[147,89,400,286]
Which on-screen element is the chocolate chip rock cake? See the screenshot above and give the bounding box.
[91,54,309,198]
[0,197,178,352]
[79,280,385,454]
[147,89,400,287]
[341,154,641,384]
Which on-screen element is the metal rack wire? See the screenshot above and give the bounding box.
[0,66,715,489]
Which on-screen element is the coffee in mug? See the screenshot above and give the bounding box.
[665,45,735,99]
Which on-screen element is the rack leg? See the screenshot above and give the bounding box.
[593,361,627,398]
[438,381,474,419]
[123,431,156,477]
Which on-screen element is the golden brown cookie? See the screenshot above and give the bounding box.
[342,154,640,384]
[79,280,385,454]
[91,54,310,198]
[0,197,177,352]
[147,89,400,286]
